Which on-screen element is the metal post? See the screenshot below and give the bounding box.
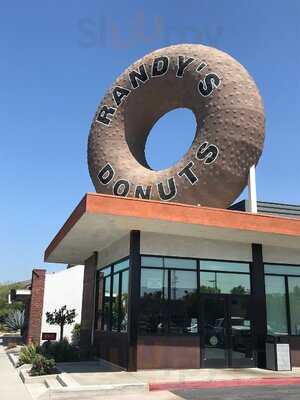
[248,165,258,213]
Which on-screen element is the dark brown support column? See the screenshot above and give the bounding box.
[80,252,98,349]
[251,243,267,368]
[127,230,141,371]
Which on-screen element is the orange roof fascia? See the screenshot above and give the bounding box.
[44,193,300,262]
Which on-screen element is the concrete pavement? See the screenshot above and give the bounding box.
[96,391,184,400]
[174,384,300,400]
[0,345,32,400]
[3,352,300,400]
[58,362,300,388]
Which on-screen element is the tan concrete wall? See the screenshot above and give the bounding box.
[96,234,130,269]
[141,232,252,261]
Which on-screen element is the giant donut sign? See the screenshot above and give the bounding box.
[88,44,265,208]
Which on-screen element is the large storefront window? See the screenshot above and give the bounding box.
[140,268,168,297]
[139,257,198,334]
[140,268,169,333]
[95,258,129,333]
[96,266,111,331]
[139,256,250,335]
[200,260,250,295]
[111,273,120,331]
[170,270,197,299]
[288,277,300,335]
[120,270,129,332]
[103,276,111,331]
[169,270,198,334]
[265,275,288,335]
[265,264,300,336]
[96,256,253,336]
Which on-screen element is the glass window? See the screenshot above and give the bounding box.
[95,258,129,333]
[288,277,300,335]
[265,264,300,276]
[98,266,112,277]
[102,276,111,331]
[140,268,168,298]
[138,257,254,335]
[95,272,104,330]
[114,259,129,273]
[111,274,120,331]
[120,270,129,332]
[139,269,168,334]
[200,271,250,294]
[169,270,198,334]
[201,260,249,273]
[265,275,288,335]
[141,256,164,268]
[165,258,197,270]
[170,270,197,299]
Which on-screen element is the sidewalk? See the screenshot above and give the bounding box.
[0,345,32,400]
[58,361,300,388]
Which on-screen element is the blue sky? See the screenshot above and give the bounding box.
[1,1,300,282]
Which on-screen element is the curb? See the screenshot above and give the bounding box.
[149,377,300,391]
[38,383,149,400]
[7,351,19,367]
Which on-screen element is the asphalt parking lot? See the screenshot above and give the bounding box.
[173,384,300,400]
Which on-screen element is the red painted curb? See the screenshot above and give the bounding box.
[149,377,300,391]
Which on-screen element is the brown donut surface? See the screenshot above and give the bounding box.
[88,44,265,208]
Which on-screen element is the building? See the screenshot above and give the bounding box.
[44,193,300,371]
[10,265,84,343]
[42,44,300,371]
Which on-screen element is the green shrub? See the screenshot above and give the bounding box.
[39,338,80,362]
[71,323,80,346]
[18,344,38,366]
[30,354,58,376]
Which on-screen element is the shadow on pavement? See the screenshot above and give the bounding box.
[57,359,123,374]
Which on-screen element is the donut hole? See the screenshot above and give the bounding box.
[144,108,197,171]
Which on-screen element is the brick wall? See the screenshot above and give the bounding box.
[26,269,46,344]
[80,253,97,349]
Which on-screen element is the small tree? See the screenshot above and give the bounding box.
[46,306,76,341]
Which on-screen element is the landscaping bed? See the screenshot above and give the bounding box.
[10,338,96,377]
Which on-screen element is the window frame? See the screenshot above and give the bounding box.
[139,255,251,336]
[139,266,198,336]
[141,254,198,271]
[265,262,300,336]
[96,255,253,335]
[95,256,130,334]
[200,259,250,274]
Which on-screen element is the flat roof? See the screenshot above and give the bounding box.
[9,289,31,303]
[44,193,300,265]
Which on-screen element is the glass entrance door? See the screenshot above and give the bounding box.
[201,294,255,368]
[202,295,227,367]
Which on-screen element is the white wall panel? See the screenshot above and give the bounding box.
[263,246,300,264]
[141,232,252,261]
[41,265,84,342]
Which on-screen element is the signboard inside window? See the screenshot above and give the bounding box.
[42,332,57,341]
